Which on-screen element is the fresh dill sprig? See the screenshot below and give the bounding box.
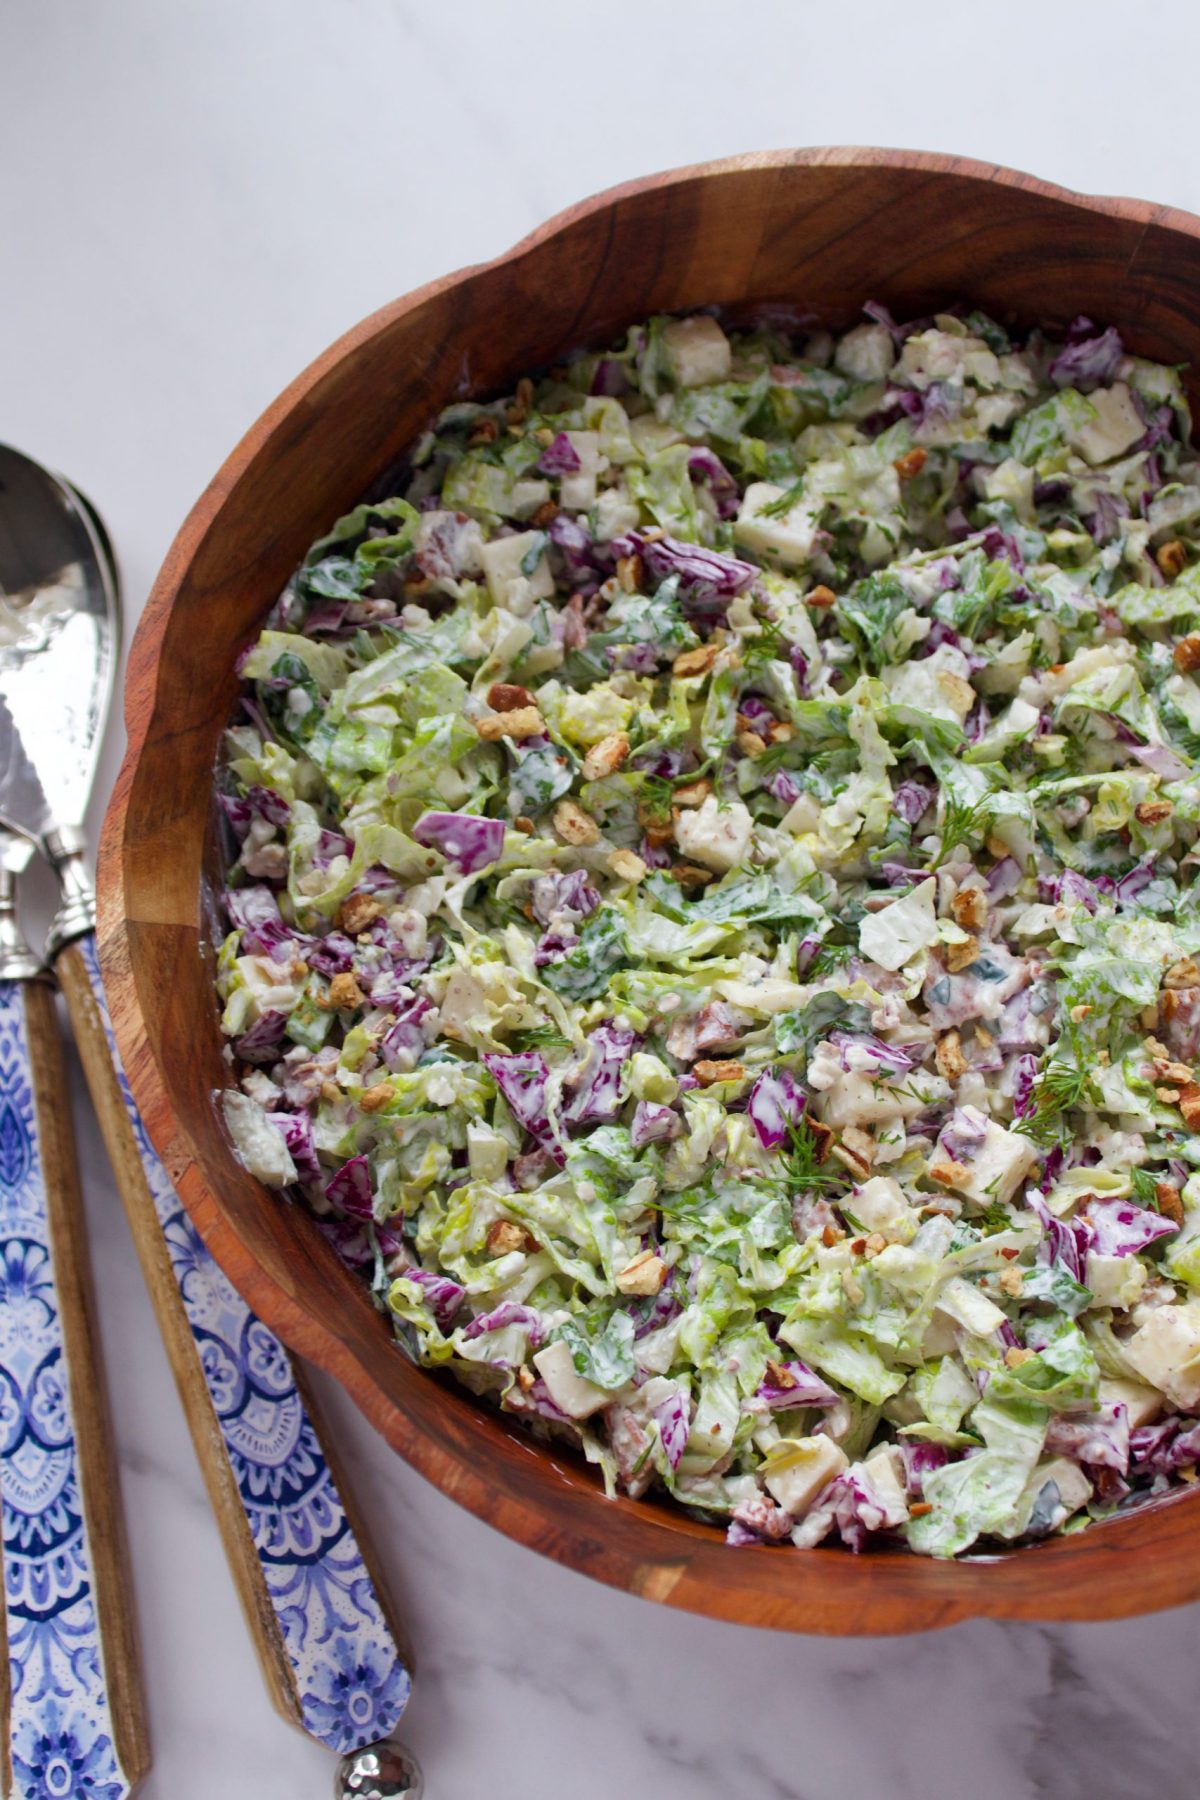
[781,1118,848,1192]
[1018,1053,1101,1147]
[760,477,806,520]
[933,792,992,867]
[509,1026,571,1052]
[1129,1166,1163,1210]
[741,618,787,669]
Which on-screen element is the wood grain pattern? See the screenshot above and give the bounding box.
[55,943,311,1727]
[18,980,149,1789]
[97,149,1200,1633]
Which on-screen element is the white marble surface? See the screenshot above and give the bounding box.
[4,1,1200,1793]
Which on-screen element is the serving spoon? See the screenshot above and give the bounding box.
[0,445,422,1798]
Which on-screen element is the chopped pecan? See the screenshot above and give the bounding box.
[328,972,365,1010]
[806,584,837,608]
[475,705,544,741]
[946,935,979,974]
[616,553,643,594]
[950,886,988,931]
[935,1029,968,1081]
[672,778,712,809]
[582,732,631,781]
[358,1082,395,1114]
[672,642,719,679]
[1156,538,1188,579]
[468,415,500,445]
[1135,798,1174,826]
[694,1058,744,1086]
[669,863,716,888]
[1004,1346,1037,1369]
[338,893,382,935]
[486,1219,539,1256]
[1174,631,1200,673]
[1164,955,1200,989]
[893,447,928,481]
[607,848,647,883]
[488,680,537,712]
[1156,1182,1185,1226]
[614,1250,667,1296]
[552,799,601,846]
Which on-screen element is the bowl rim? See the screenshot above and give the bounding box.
[99,146,1200,1633]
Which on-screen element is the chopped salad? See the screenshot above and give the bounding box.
[217,303,1200,1560]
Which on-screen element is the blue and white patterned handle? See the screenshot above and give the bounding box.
[0,976,144,1799]
[64,933,410,1755]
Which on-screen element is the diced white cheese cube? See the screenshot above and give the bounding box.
[479,531,555,611]
[733,482,819,569]
[532,1340,611,1420]
[935,1118,1037,1207]
[466,1122,510,1184]
[673,796,753,874]
[817,1068,943,1131]
[559,431,603,511]
[1125,1304,1200,1411]
[663,315,731,387]
[862,1444,910,1518]
[936,1275,1008,1338]
[1085,1252,1148,1310]
[850,1176,918,1244]
[834,322,896,383]
[222,1090,296,1188]
[1069,382,1145,466]
[1098,1376,1163,1430]
[764,1435,849,1519]
[592,486,641,542]
[858,877,939,972]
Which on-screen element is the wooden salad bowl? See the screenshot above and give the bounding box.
[99,149,1200,1633]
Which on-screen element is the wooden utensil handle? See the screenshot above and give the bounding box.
[55,933,411,1753]
[0,977,149,1798]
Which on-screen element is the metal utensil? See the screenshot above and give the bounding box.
[0,824,149,1798]
[0,445,420,1789]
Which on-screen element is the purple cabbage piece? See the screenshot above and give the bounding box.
[402,1268,466,1332]
[312,828,354,867]
[484,1051,557,1150]
[880,861,926,887]
[562,1024,638,1128]
[1131,1415,1200,1475]
[687,447,740,520]
[1083,1197,1177,1258]
[271,1110,321,1186]
[225,885,299,963]
[753,1360,838,1410]
[892,781,933,827]
[1011,1052,1039,1121]
[305,931,358,977]
[898,1440,949,1495]
[219,785,291,839]
[613,531,758,618]
[548,511,606,585]
[530,870,601,928]
[534,929,578,969]
[979,526,1024,571]
[537,431,583,477]
[233,1010,288,1064]
[630,1101,683,1149]
[590,358,628,397]
[746,1067,807,1151]
[1049,318,1125,390]
[633,1289,682,1341]
[1087,490,1129,545]
[937,1104,989,1164]
[653,1388,691,1471]
[1044,1401,1130,1475]
[412,810,504,875]
[462,1302,546,1346]
[725,1519,766,1547]
[304,601,351,635]
[381,994,434,1070]
[828,1032,921,1077]
[1027,1187,1088,1283]
[769,770,801,808]
[318,1216,405,1270]
[738,693,776,732]
[325,1153,374,1221]
[794,1464,910,1553]
[1126,742,1192,782]
[986,857,1023,900]
[1114,860,1157,907]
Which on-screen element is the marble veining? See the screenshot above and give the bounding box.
[5,1,1200,1793]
